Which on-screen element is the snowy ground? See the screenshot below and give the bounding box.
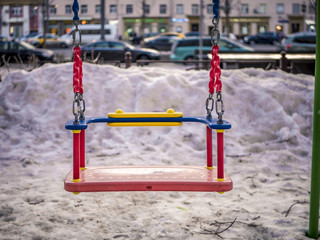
[0,63,315,239]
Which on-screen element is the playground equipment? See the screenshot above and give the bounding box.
[64,0,232,194]
[309,0,320,238]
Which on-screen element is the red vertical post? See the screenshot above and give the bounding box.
[217,130,224,180]
[80,130,85,169]
[206,126,213,169]
[73,130,81,181]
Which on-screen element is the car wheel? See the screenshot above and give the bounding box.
[184,56,195,66]
[60,43,68,48]
[137,55,150,65]
[249,40,255,46]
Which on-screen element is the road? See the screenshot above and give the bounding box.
[50,43,282,62]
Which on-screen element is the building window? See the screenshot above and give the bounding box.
[207,4,213,14]
[110,5,117,14]
[259,4,266,14]
[65,5,71,14]
[160,4,166,14]
[241,23,250,35]
[192,4,199,15]
[81,5,87,14]
[144,4,150,14]
[11,6,23,16]
[292,3,300,14]
[277,3,284,14]
[258,24,267,33]
[50,5,57,15]
[126,4,133,14]
[241,4,249,14]
[176,4,183,14]
[95,5,100,14]
[31,6,38,16]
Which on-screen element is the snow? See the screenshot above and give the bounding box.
[0,62,315,239]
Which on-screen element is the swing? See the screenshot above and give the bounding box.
[64,0,233,194]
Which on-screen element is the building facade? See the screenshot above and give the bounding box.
[0,0,316,39]
[1,5,43,38]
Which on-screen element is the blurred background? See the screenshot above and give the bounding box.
[0,0,317,75]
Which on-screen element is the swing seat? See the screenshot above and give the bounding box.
[64,166,233,192]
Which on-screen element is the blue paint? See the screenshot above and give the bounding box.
[72,0,79,20]
[65,116,232,130]
[213,0,220,19]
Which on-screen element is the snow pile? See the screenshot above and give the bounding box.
[0,63,315,239]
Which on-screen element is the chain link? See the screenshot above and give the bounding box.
[72,20,81,46]
[211,18,220,46]
[215,91,224,123]
[205,93,214,119]
[73,93,85,123]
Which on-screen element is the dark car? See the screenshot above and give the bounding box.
[0,40,54,64]
[143,36,178,51]
[244,32,280,45]
[282,32,316,53]
[81,40,160,62]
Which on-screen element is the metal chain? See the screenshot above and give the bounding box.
[206,93,214,119]
[215,91,224,123]
[211,18,220,46]
[72,0,84,123]
[206,0,225,123]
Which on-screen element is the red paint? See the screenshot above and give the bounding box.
[80,130,85,168]
[73,47,83,94]
[217,131,224,179]
[206,127,213,168]
[73,132,80,180]
[208,45,222,93]
[64,166,233,192]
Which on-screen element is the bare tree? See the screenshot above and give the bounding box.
[309,0,317,17]
[220,0,233,37]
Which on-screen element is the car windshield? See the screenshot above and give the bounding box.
[19,41,36,49]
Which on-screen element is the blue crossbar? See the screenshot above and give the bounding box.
[65,117,232,130]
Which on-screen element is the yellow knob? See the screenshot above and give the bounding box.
[115,109,124,114]
[167,108,175,113]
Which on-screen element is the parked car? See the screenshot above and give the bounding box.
[170,37,253,61]
[0,35,9,41]
[185,32,200,37]
[27,33,68,48]
[81,40,160,62]
[282,32,316,53]
[0,40,54,64]
[130,33,158,45]
[20,32,39,42]
[244,32,280,45]
[143,32,185,43]
[61,24,118,46]
[143,36,179,51]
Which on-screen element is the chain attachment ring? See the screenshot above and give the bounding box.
[73,92,85,123]
[72,20,81,46]
[206,93,214,119]
[215,91,224,123]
